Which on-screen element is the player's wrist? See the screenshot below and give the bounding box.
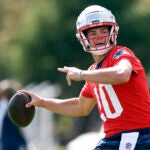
[79,70,83,81]
[38,97,45,108]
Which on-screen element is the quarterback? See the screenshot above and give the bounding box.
[19,5,150,149]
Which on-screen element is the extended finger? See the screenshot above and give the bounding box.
[57,67,69,73]
[66,74,72,86]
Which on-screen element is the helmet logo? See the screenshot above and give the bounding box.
[92,20,99,23]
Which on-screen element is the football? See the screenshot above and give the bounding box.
[8,92,35,127]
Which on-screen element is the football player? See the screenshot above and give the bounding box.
[19,5,150,150]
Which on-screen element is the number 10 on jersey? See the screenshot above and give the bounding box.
[94,84,123,121]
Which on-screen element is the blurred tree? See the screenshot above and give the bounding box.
[0,0,149,83]
[0,0,27,79]
[118,0,150,71]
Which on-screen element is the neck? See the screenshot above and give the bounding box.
[92,52,109,63]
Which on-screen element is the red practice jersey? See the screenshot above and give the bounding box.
[81,46,150,137]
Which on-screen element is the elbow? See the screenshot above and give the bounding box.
[112,66,132,84]
[83,111,91,116]
[114,62,132,84]
[122,74,131,83]
[81,112,90,117]
[115,73,131,84]
[80,109,91,116]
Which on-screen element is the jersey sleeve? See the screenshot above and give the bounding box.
[80,81,94,98]
[112,47,143,74]
[80,64,96,99]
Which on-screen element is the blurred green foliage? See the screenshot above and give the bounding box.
[0,0,149,86]
[0,0,149,145]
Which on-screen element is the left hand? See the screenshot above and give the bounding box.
[58,66,82,86]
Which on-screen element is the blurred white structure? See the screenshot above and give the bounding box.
[22,81,62,150]
[66,126,105,150]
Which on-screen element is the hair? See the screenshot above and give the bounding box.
[83,26,112,38]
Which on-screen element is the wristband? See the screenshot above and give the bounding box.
[79,70,83,81]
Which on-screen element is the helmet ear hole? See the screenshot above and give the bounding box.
[83,30,87,38]
[108,26,112,32]
[107,26,113,44]
[87,45,90,50]
[81,32,90,50]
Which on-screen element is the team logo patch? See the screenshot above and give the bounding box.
[113,50,123,59]
[125,142,132,150]
[113,49,131,59]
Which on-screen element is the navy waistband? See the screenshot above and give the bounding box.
[107,127,150,139]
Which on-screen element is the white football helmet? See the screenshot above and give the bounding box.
[76,5,119,55]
